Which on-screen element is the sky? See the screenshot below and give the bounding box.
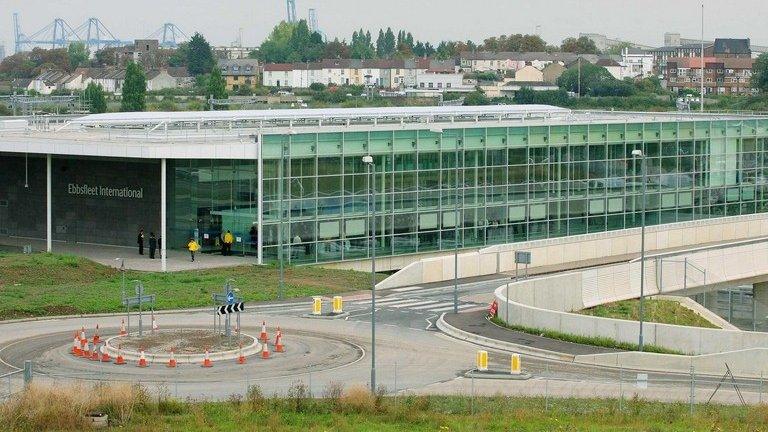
[1,0,767,54]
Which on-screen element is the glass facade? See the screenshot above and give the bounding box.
[168,118,768,264]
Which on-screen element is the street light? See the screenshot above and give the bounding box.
[632,148,647,352]
[363,154,377,394]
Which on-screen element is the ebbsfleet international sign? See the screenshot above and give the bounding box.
[67,183,144,199]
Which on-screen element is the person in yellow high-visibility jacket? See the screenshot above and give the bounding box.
[187,238,200,262]
[222,230,234,256]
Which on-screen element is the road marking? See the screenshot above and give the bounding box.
[386,299,438,309]
[431,304,478,313]
[425,314,437,330]
[409,301,455,311]
[391,286,424,293]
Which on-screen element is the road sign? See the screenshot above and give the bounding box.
[122,295,156,307]
[515,251,531,264]
[227,291,235,304]
[216,302,245,315]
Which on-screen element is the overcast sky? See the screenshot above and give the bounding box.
[2,0,767,53]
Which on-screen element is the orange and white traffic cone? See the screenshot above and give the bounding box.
[259,321,268,343]
[275,329,285,353]
[92,324,101,344]
[137,349,148,368]
[167,350,177,368]
[119,319,127,336]
[237,343,246,365]
[201,349,213,368]
[100,347,111,363]
[90,345,100,361]
[152,316,158,332]
[72,334,81,356]
[82,340,91,359]
[261,340,270,359]
[79,327,86,343]
[115,345,126,365]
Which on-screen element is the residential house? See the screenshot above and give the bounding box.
[596,58,623,80]
[218,59,260,91]
[263,63,294,87]
[146,69,179,91]
[621,47,654,79]
[665,56,756,96]
[513,65,544,82]
[712,39,752,58]
[90,68,126,93]
[119,39,160,66]
[28,70,71,95]
[214,46,257,60]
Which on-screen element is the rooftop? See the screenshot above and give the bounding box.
[1,106,767,160]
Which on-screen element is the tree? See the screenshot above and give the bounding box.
[84,82,107,113]
[752,53,768,93]
[324,38,350,59]
[168,42,189,67]
[206,66,228,110]
[464,89,490,105]
[187,33,215,76]
[67,42,89,69]
[121,62,146,112]
[514,87,569,106]
[557,62,617,96]
[350,29,375,59]
[93,46,119,66]
[560,36,599,54]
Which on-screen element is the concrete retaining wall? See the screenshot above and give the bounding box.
[495,239,768,355]
[378,213,768,290]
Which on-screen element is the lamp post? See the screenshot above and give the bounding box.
[632,148,647,352]
[363,154,377,394]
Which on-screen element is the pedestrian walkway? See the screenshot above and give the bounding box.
[0,236,254,272]
[347,295,484,314]
[444,310,619,356]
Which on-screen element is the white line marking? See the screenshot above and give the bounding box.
[410,301,455,311]
[391,286,424,293]
[386,299,438,309]
[432,304,477,313]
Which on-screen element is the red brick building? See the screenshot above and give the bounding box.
[665,56,756,96]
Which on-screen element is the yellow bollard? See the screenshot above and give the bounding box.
[332,296,343,314]
[476,350,488,372]
[312,297,323,316]
[510,353,521,375]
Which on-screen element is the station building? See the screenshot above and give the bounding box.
[1,106,767,270]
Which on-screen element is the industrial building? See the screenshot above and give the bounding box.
[1,106,767,271]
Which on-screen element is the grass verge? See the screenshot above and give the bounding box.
[490,316,682,355]
[3,383,767,431]
[0,252,382,320]
[578,298,719,329]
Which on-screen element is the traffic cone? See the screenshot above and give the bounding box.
[261,340,270,359]
[72,335,81,356]
[259,321,268,343]
[92,324,101,344]
[79,327,86,343]
[167,350,177,368]
[82,341,91,358]
[100,348,111,363]
[115,345,126,365]
[202,349,213,368]
[137,349,148,368]
[237,343,246,364]
[119,319,127,336]
[275,329,285,353]
[79,338,87,357]
[152,316,158,332]
[90,345,100,361]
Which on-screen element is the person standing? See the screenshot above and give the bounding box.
[223,230,234,256]
[187,237,200,262]
[148,232,157,259]
[137,228,145,255]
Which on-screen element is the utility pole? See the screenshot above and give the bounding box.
[700,4,705,112]
[577,57,582,98]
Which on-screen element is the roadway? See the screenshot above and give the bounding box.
[0,275,763,404]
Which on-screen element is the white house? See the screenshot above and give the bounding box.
[263,64,294,87]
[621,47,655,79]
[28,70,71,95]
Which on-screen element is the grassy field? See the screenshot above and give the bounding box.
[3,383,768,431]
[0,252,380,320]
[579,299,719,329]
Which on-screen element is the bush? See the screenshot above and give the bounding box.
[514,87,569,106]
[339,385,377,414]
[309,82,326,92]
[590,80,636,97]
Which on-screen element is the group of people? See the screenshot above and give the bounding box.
[138,228,243,263]
[136,228,162,259]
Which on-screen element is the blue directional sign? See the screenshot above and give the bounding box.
[227,291,235,304]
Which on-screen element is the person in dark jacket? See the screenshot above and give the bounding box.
[148,232,157,259]
[137,228,145,255]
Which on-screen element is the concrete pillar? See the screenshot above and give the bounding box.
[753,282,768,330]
[161,158,167,272]
[256,134,263,265]
[46,154,52,252]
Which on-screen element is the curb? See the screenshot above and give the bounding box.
[436,313,575,362]
[102,332,262,364]
[302,312,350,320]
[464,370,532,380]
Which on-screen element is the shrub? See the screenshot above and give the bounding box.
[339,385,377,414]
